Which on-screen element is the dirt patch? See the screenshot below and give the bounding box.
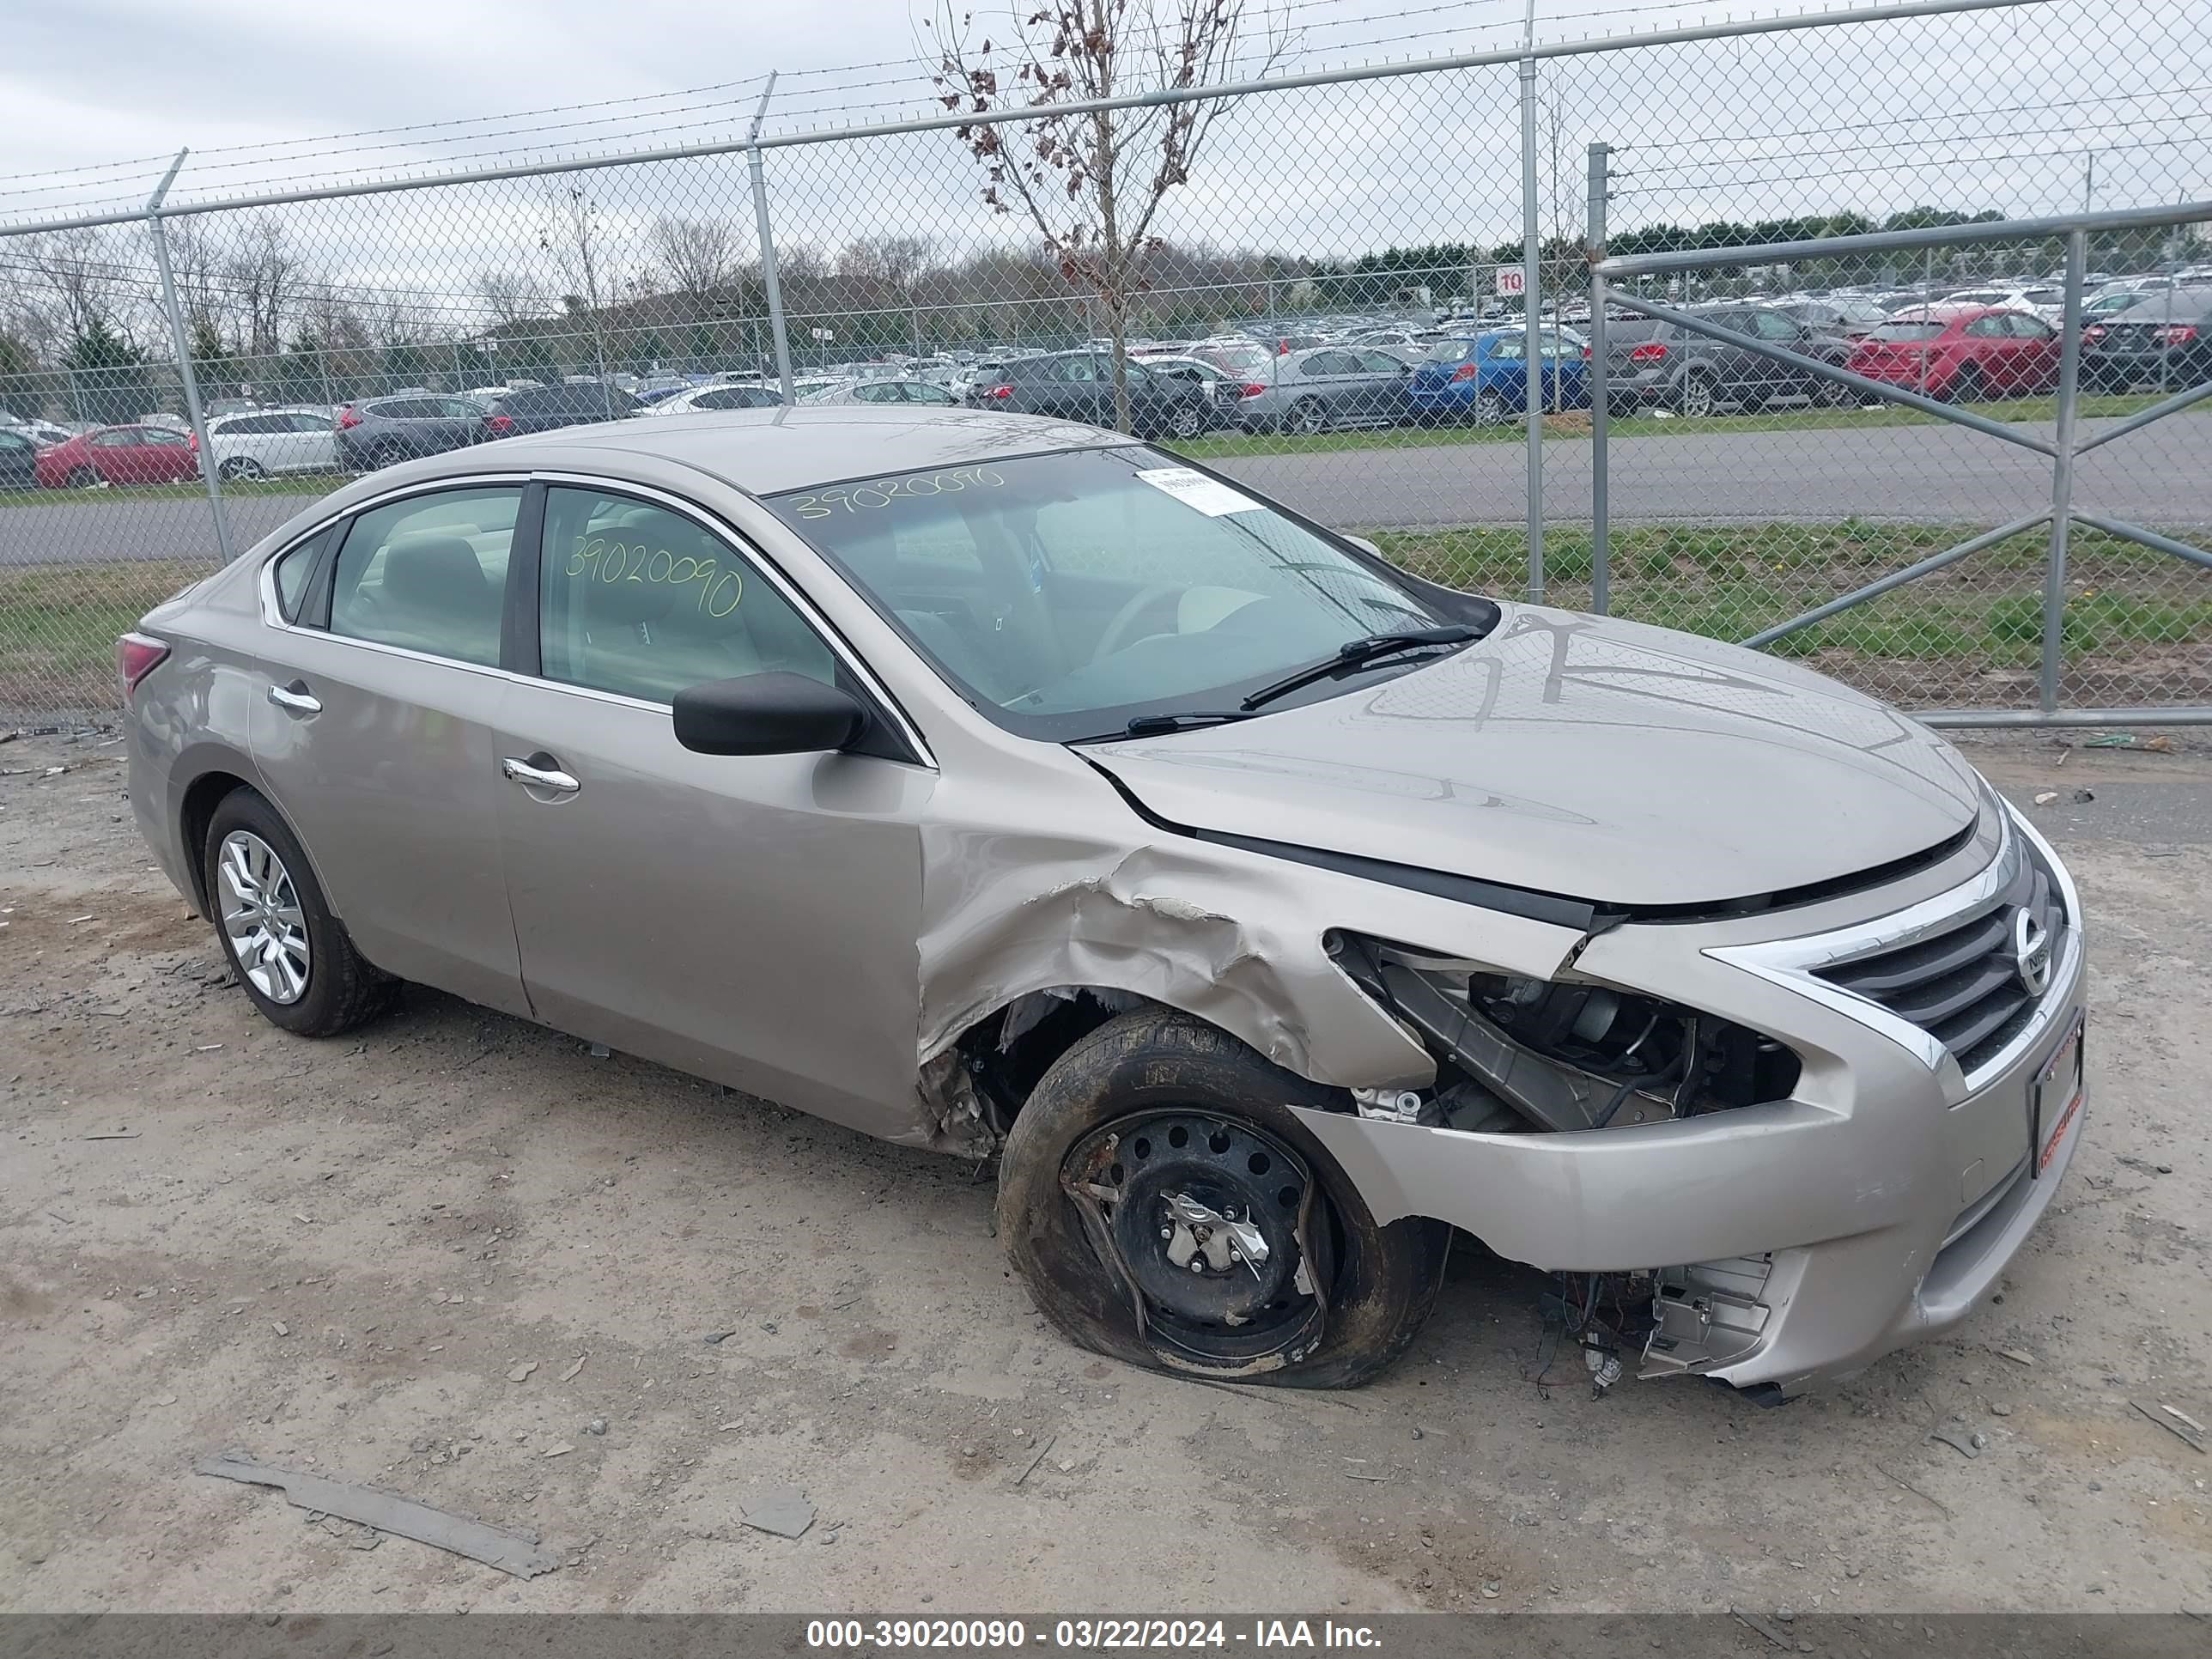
[3,730,2211,1613]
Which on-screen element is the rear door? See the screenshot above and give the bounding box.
[491,481,932,1134]
[284,410,340,473]
[2002,313,2059,389]
[246,482,531,1014]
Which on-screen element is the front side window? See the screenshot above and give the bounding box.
[538,487,833,704]
[765,447,1455,741]
[328,487,521,666]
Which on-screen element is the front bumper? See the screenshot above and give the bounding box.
[1293,805,2086,1392]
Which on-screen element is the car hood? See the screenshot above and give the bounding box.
[1085,605,1984,908]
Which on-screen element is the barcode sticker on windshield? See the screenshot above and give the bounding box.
[1135,466,1263,517]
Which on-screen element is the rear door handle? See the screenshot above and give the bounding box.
[501,757,580,793]
[267,682,320,715]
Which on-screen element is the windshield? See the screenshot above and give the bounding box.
[764,446,1459,741]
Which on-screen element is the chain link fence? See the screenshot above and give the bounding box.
[2,0,2206,726]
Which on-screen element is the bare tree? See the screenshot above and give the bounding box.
[16,228,148,353]
[477,267,547,328]
[650,217,749,317]
[928,1,1290,432]
[225,216,302,359]
[540,183,623,379]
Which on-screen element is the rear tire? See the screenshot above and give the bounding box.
[1677,372,1717,418]
[1473,389,1508,427]
[218,456,266,482]
[1948,364,1984,405]
[202,787,397,1038]
[366,439,407,470]
[997,1009,1448,1389]
[67,466,99,489]
[1166,401,1206,441]
[1286,398,1328,435]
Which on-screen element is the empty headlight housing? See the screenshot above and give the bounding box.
[1331,934,1801,1133]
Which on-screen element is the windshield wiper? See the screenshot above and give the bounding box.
[1119,710,1258,738]
[1237,625,1477,713]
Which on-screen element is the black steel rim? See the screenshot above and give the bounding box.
[1063,1109,1334,1366]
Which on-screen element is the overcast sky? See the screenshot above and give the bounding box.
[2,0,2203,315]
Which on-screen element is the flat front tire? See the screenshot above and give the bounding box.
[998,1009,1447,1389]
[202,787,395,1037]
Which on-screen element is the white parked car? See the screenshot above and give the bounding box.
[203,408,340,481]
[799,378,963,407]
[1943,284,2067,321]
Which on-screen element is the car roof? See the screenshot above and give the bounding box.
[343,406,1132,501]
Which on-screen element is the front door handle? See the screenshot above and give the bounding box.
[501,757,580,793]
[267,682,320,715]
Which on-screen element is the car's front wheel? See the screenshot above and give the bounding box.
[998,1009,1448,1388]
[202,787,396,1037]
[1166,401,1206,441]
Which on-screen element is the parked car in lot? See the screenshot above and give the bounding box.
[1408,326,1589,424]
[1235,346,1416,434]
[35,422,199,488]
[484,382,644,436]
[203,408,340,481]
[648,382,788,416]
[1943,284,2066,320]
[1602,306,1854,416]
[0,426,39,490]
[969,351,1212,439]
[2081,289,2212,391]
[337,394,491,470]
[1782,298,1890,340]
[118,404,2087,1396]
[800,378,962,407]
[1847,305,2060,402]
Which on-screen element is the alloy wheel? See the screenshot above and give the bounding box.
[1169,403,1205,440]
[1474,390,1506,426]
[1061,1109,1331,1367]
[217,830,311,1004]
[1680,374,1716,418]
[1288,400,1327,434]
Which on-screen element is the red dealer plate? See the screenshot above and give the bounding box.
[2032,1013,2085,1176]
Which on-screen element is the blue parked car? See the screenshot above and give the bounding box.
[1407,325,1590,424]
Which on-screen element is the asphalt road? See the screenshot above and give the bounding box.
[3,416,2205,568]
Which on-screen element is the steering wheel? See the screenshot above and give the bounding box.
[1093,583,1183,663]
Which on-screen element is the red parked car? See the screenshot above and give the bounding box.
[34,423,201,489]
[1846,304,2061,402]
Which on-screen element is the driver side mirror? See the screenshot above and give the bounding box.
[674,672,869,757]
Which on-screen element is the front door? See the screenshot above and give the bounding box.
[247,483,531,1015]
[493,483,933,1138]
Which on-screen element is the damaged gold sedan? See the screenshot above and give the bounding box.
[124,407,2086,1397]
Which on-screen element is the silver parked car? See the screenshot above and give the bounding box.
[1235,345,1416,434]
[121,407,2086,1395]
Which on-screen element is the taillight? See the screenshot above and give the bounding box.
[2083,326,2106,343]
[2159,325,2199,345]
[337,405,362,428]
[986,383,1012,400]
[486,413,515,435]
[118,632,168,701]
[1450,363,1480,381]
[1628,342,1669,362]
[188,429,198,451]
[1237,382,1267,398]
[1582,344,1592,359]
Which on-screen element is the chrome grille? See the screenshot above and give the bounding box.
[1814,854,2063,1079]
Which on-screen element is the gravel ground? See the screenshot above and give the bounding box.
[2,731,2209,1615]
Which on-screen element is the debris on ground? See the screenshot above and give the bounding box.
[2132,1401,2207,1454]
[1012,1434,1056,1488]
[1930,1422,1984,1458]
[82,1130,141,1141]
[738,1484,815,1539]
[1997,1348,2036,1367]
[195,1452,562,1577]
[506,1362,538,1382]
[2033,791,2059,805]
[2071,789,2096,804]
[1729,1607,1796,1650]
[585,1419,607,1437]
[557,1355,586,1382]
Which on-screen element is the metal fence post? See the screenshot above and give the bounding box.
[1517,9,1544,602]
[145,149,234,565]
[2039,228,2088,716]
[1586,143,1611,615]
[744,73,796,405]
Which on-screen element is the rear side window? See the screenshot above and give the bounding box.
[1869,320,1943,341]
[328,487,522,667]
[537,487,834,704]
[271,526,334,622]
